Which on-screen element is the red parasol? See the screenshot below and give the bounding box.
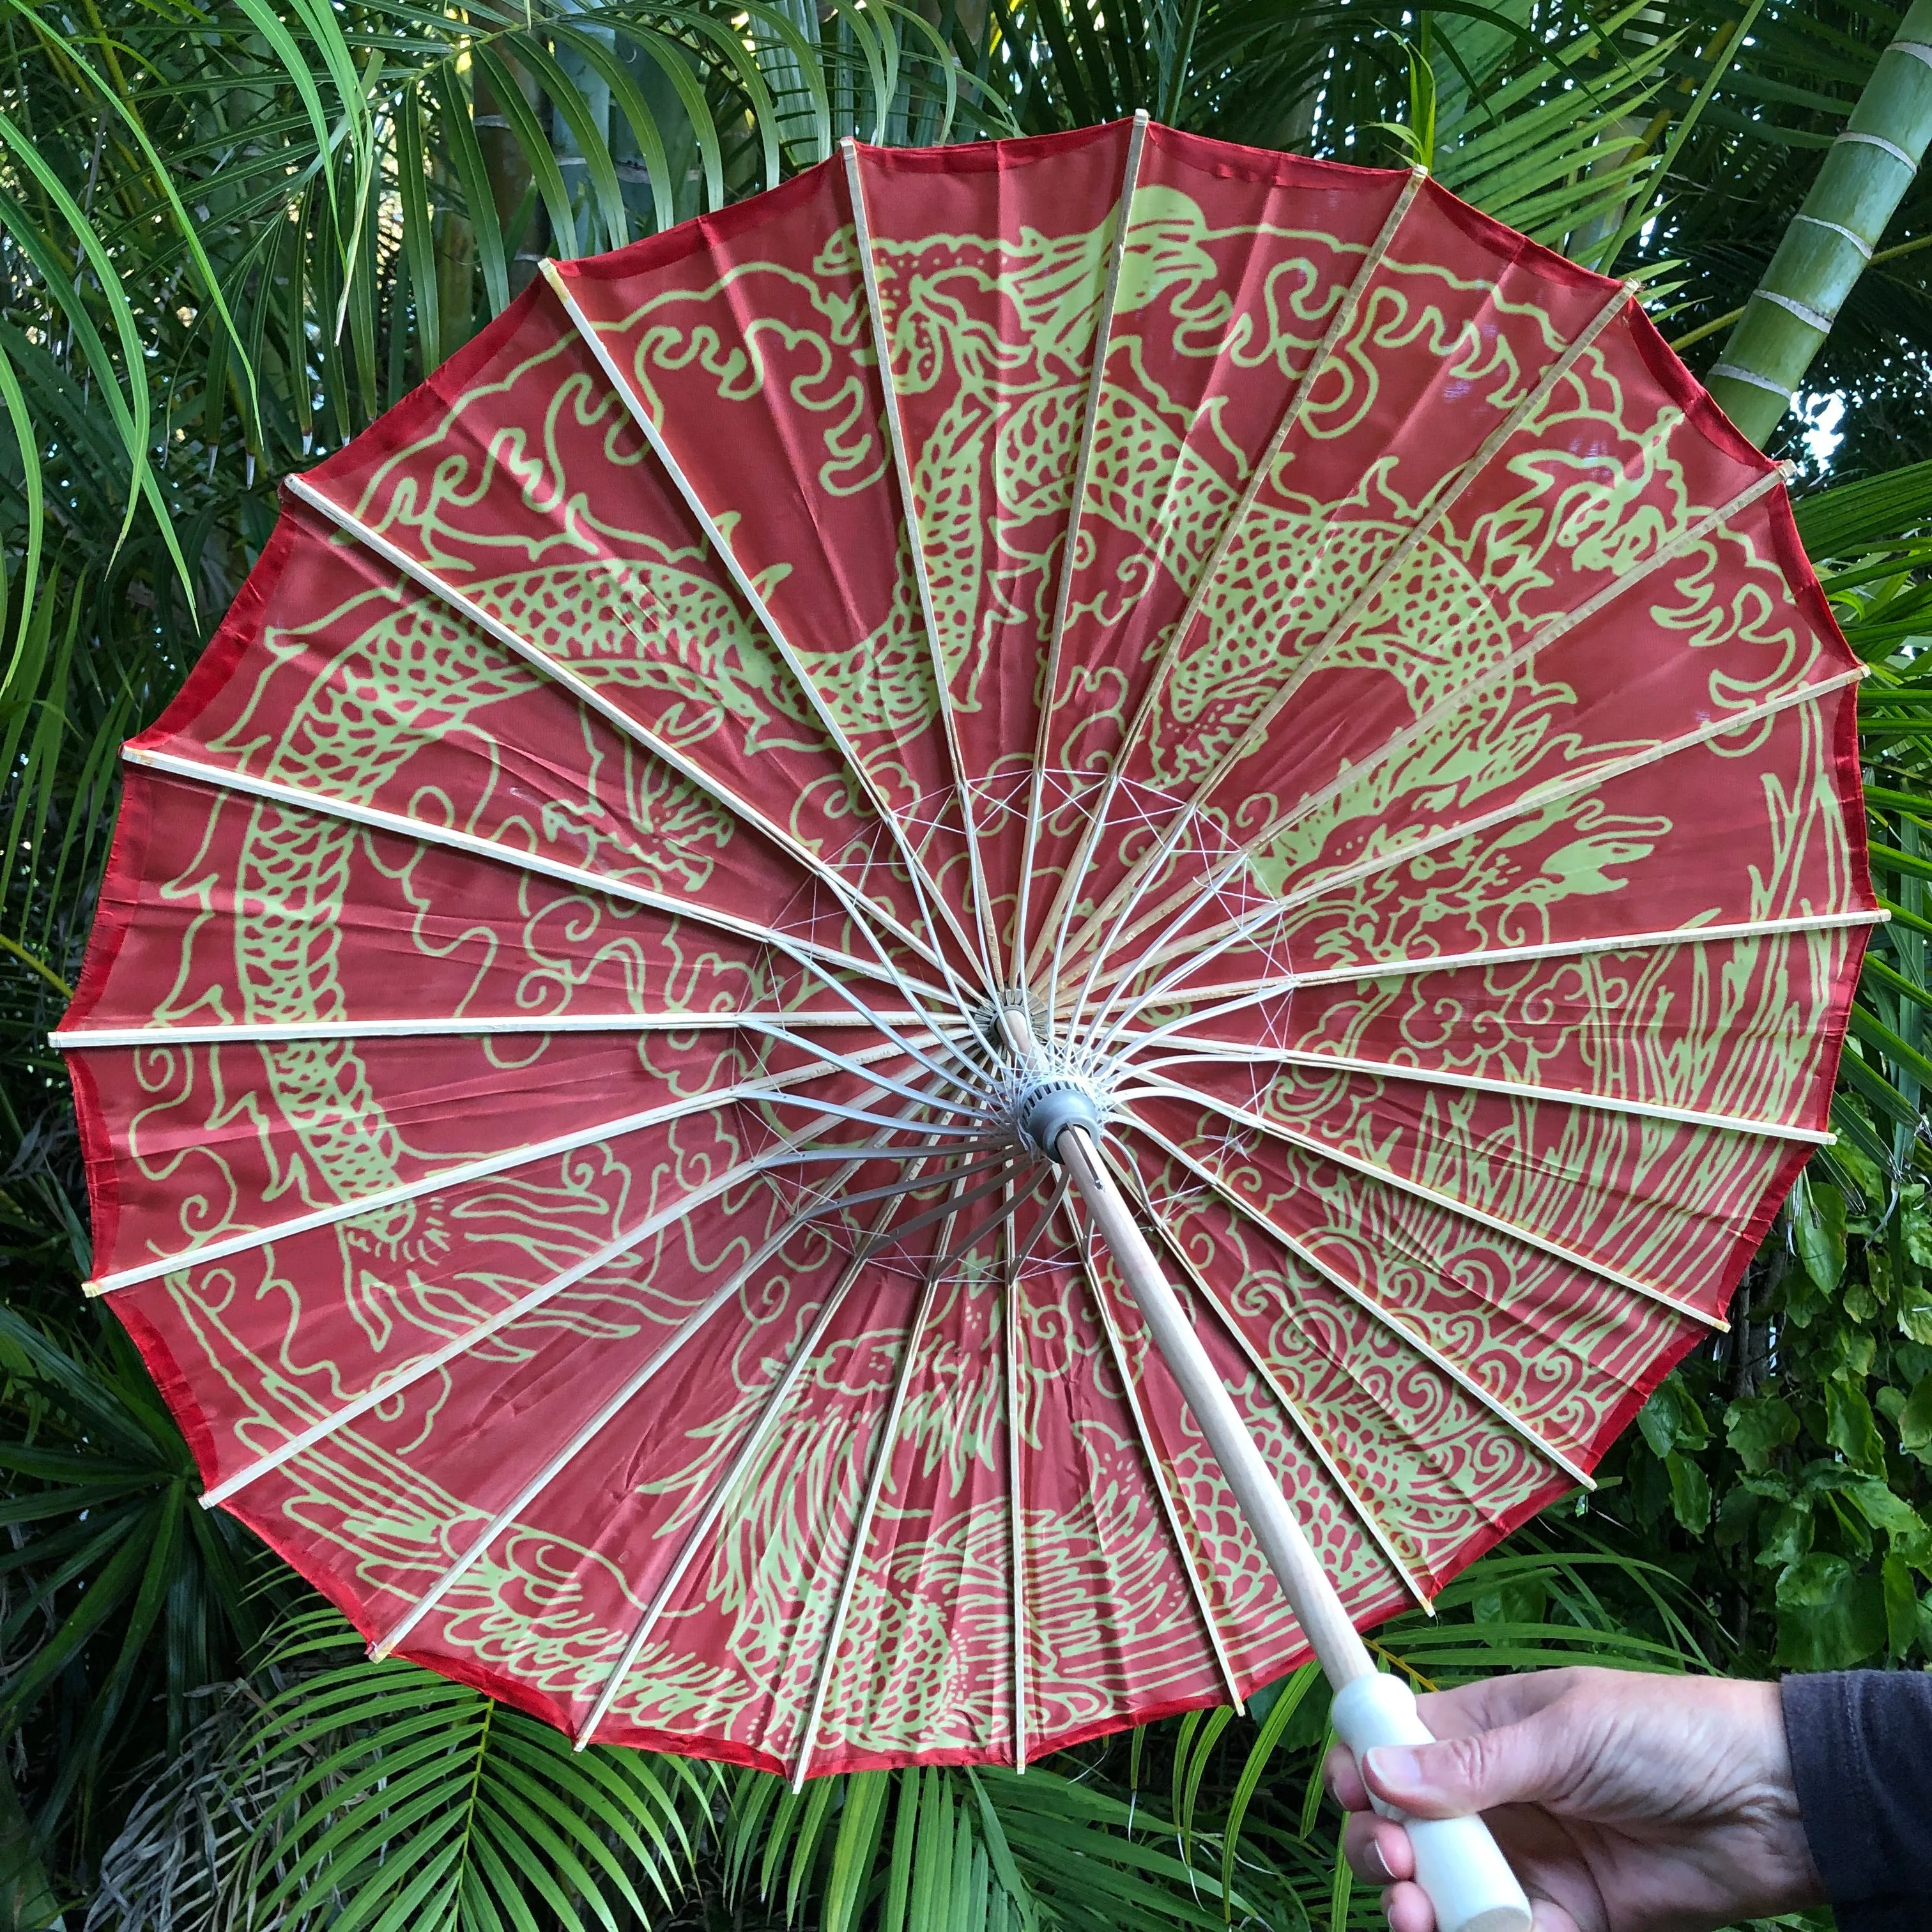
[59,115,1873,1932]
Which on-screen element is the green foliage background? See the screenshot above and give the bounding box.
[1,1,1930,1927]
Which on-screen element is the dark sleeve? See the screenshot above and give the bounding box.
[1782,1670,1932,1932]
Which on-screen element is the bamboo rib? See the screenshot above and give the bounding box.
[1055,469,1790,992]
[1126,1074,1721,1333]
[1123,1113,1600,1482]
[1031,167,1430,1006]
[1071,909,1888,1052]
[1011,112,1150,984]
[926,1163,1053,1276]
[572,1174,930,1749]
[60,1009,991,1123]
[1108,1148,1433,1611]
[284,474,953,1000]
[198,1104,878,1508]
[1129,1037,1834,1145]
[572,1253,871,1748]
[538,262,992,1004]
[839,139,1004,986]
[124,744,953,1012]
[1078,666,1867,1049]
[1153,284,1637,811]
[91,1038,969,1296]
[52,1011,937,1048]
[788,1177,968,1786]
[127,742,992,1113]
[1070,1208,1248,1708]
[1054,275,1639,1004]
[372,1201,854,1659]
[199,1101,989,1512]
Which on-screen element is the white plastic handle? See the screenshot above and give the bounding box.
[1330,1676,1533,1932]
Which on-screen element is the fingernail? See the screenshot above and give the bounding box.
[1363,1745,1420,1792]
[1360,1839,1393,1884]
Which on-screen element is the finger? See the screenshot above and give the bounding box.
[1325,1742,1368,1812]
[1381,1878,1438,1932]
[1342,1813,1414,1885]
[1412,1669,1580,1742]
[1363,1713,1567,1821]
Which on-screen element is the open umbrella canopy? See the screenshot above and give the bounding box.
[59,118,1873,1779]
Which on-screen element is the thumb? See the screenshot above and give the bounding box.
[1361,1716,1563,1821]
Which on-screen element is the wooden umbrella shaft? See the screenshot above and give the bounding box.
[1055,1123,1374,1689]
[1054,1121,1533,1932]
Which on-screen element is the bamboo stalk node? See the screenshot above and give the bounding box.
[1756,290,1835,332]
[1709,361,1791,400]
[1792,213,1873,259]
[1834,130,1919,171]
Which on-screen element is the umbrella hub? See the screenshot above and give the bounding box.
[980,995,1111,1162]
[1011,1074,1106,1163]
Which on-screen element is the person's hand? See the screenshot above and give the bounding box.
[1321,1667,1824,1932]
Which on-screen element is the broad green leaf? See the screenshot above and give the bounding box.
[1726,1395,1799,1473]
[1901,1373,1932,1460]
[1757,1499,1814,1569]
[433,64,510,317]
[1826,1380,1887,1475]
[1793,1179,1849,1293]
[1638,1373,1710,1457]
[471,42,579,259]
[1221,1664,1319,1914]
[1665,1453,1712,1537]
[1775,1554,1887,1670]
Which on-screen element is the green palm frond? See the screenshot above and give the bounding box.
[75,1531,1721,1932]
[0,1305,274,1869]
[195,1606,716,1932]
[728,1754,1256,1932]
[1422,3,1684,256]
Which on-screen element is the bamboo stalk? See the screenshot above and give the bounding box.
[1706,9,1932,445]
